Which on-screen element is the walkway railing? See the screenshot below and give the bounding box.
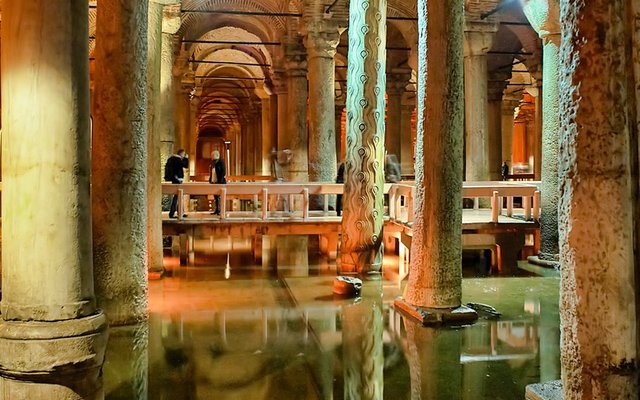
[162,181,540,223]
[389,181,541,225]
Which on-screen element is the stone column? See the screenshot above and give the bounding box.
[400,103,415,176]
[273,68,288,152]
[284,45,309,182]
[261,97,273,175]
[160,32,176,163]
[521,1,560,262]
[501,99,518,165]
[0,1,107,397]
[93,0,148,325]
[487,79,506,180]
[146,1,164,276]
[176,87,192,151]
[463,22,496,182]
[555,0,639,398]
[340,0,387,273]
[394,0,476,323]
[386,70,411,161]
[335,104,345,161]
[305,26,340,188]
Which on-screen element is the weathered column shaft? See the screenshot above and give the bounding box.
[559,0,638,398]
[487,82,505,180]
[159,32,176,162]
[521,0,561,261]
[539,43,559,259]
[386,92,403,158]
[274,69,288,152]
[0,1,107,396]
[335,104,345,160]
[464,25,495,182]
[285,51,309,182]
[340,0,387,273]
[146,1,164,274]
[403,0,464,308]
[400,104,415,175]
[501,100,518,165]
[261,98,273,175]
[93,0,148,325]
[306,28,339,185]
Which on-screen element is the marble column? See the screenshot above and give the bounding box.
[521,1,560,262]
[340,0,387,273]
[305,27,340,188]
[555,0,638,398]
[273,68,288,152]
[175,85,192,151]
[501,99,518,165]
[400,103,415,176]
[146,1,164,276]
[395,0,476,323]
[463,22,496,182]
[487,80,506,180]
[284,46,309,182]
[335,104,345,161]
[386,71,411,161]
[0,1,107,397]
[93,0,148,325]
[261,97,274,175]
[160,32,176,163]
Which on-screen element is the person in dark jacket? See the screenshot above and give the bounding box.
[336,162,345,217]
[164,149,189,218]
[209,150,226,215]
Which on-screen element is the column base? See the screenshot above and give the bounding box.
[527,255,560,269]
[0,312,108,399]
[525,380,563,400]
[393,298,478,326]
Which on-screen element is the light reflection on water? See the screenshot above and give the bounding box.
[102,235,559,400]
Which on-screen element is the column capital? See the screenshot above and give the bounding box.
[463,21,498,57]
[283,36,308,76]
[162,4,181,34]
[520,0,560,45]
[271,68,288,95]
[303,27,341,59]
[502,99,520,115]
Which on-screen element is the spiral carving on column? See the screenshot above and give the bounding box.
[340,0,387,273]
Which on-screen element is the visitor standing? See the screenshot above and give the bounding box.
[209,150,226,215]
[164,149,189,218]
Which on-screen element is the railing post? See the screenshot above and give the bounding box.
[262,188,269,220]
[491,190,499,223]
[253,194,259,216]
[506,196,513,217]
[533,190,541,220]
[288,194,295,215]
[178,188,184,220]
[473,197,480,210]
[323,194,329,216]
[524,195,532,220]
[220,187,227,220]
[389,186,396,220]
[302,188,309,220]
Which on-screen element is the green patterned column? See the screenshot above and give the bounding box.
[339,0,387,274]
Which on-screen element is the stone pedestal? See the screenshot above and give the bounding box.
[0,1,107,396]
[396,0,476,324]
[340,0,387,274]
[557,0,639,397]
[463,22,496,182]
[93,0,149,325]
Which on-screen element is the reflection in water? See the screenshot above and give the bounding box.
[103,323,148,400]
[100,235,559,400]
[342,282,384,400]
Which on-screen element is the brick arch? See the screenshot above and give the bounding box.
[179,0,287,39]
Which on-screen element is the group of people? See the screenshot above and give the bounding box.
[164,149,226,218]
